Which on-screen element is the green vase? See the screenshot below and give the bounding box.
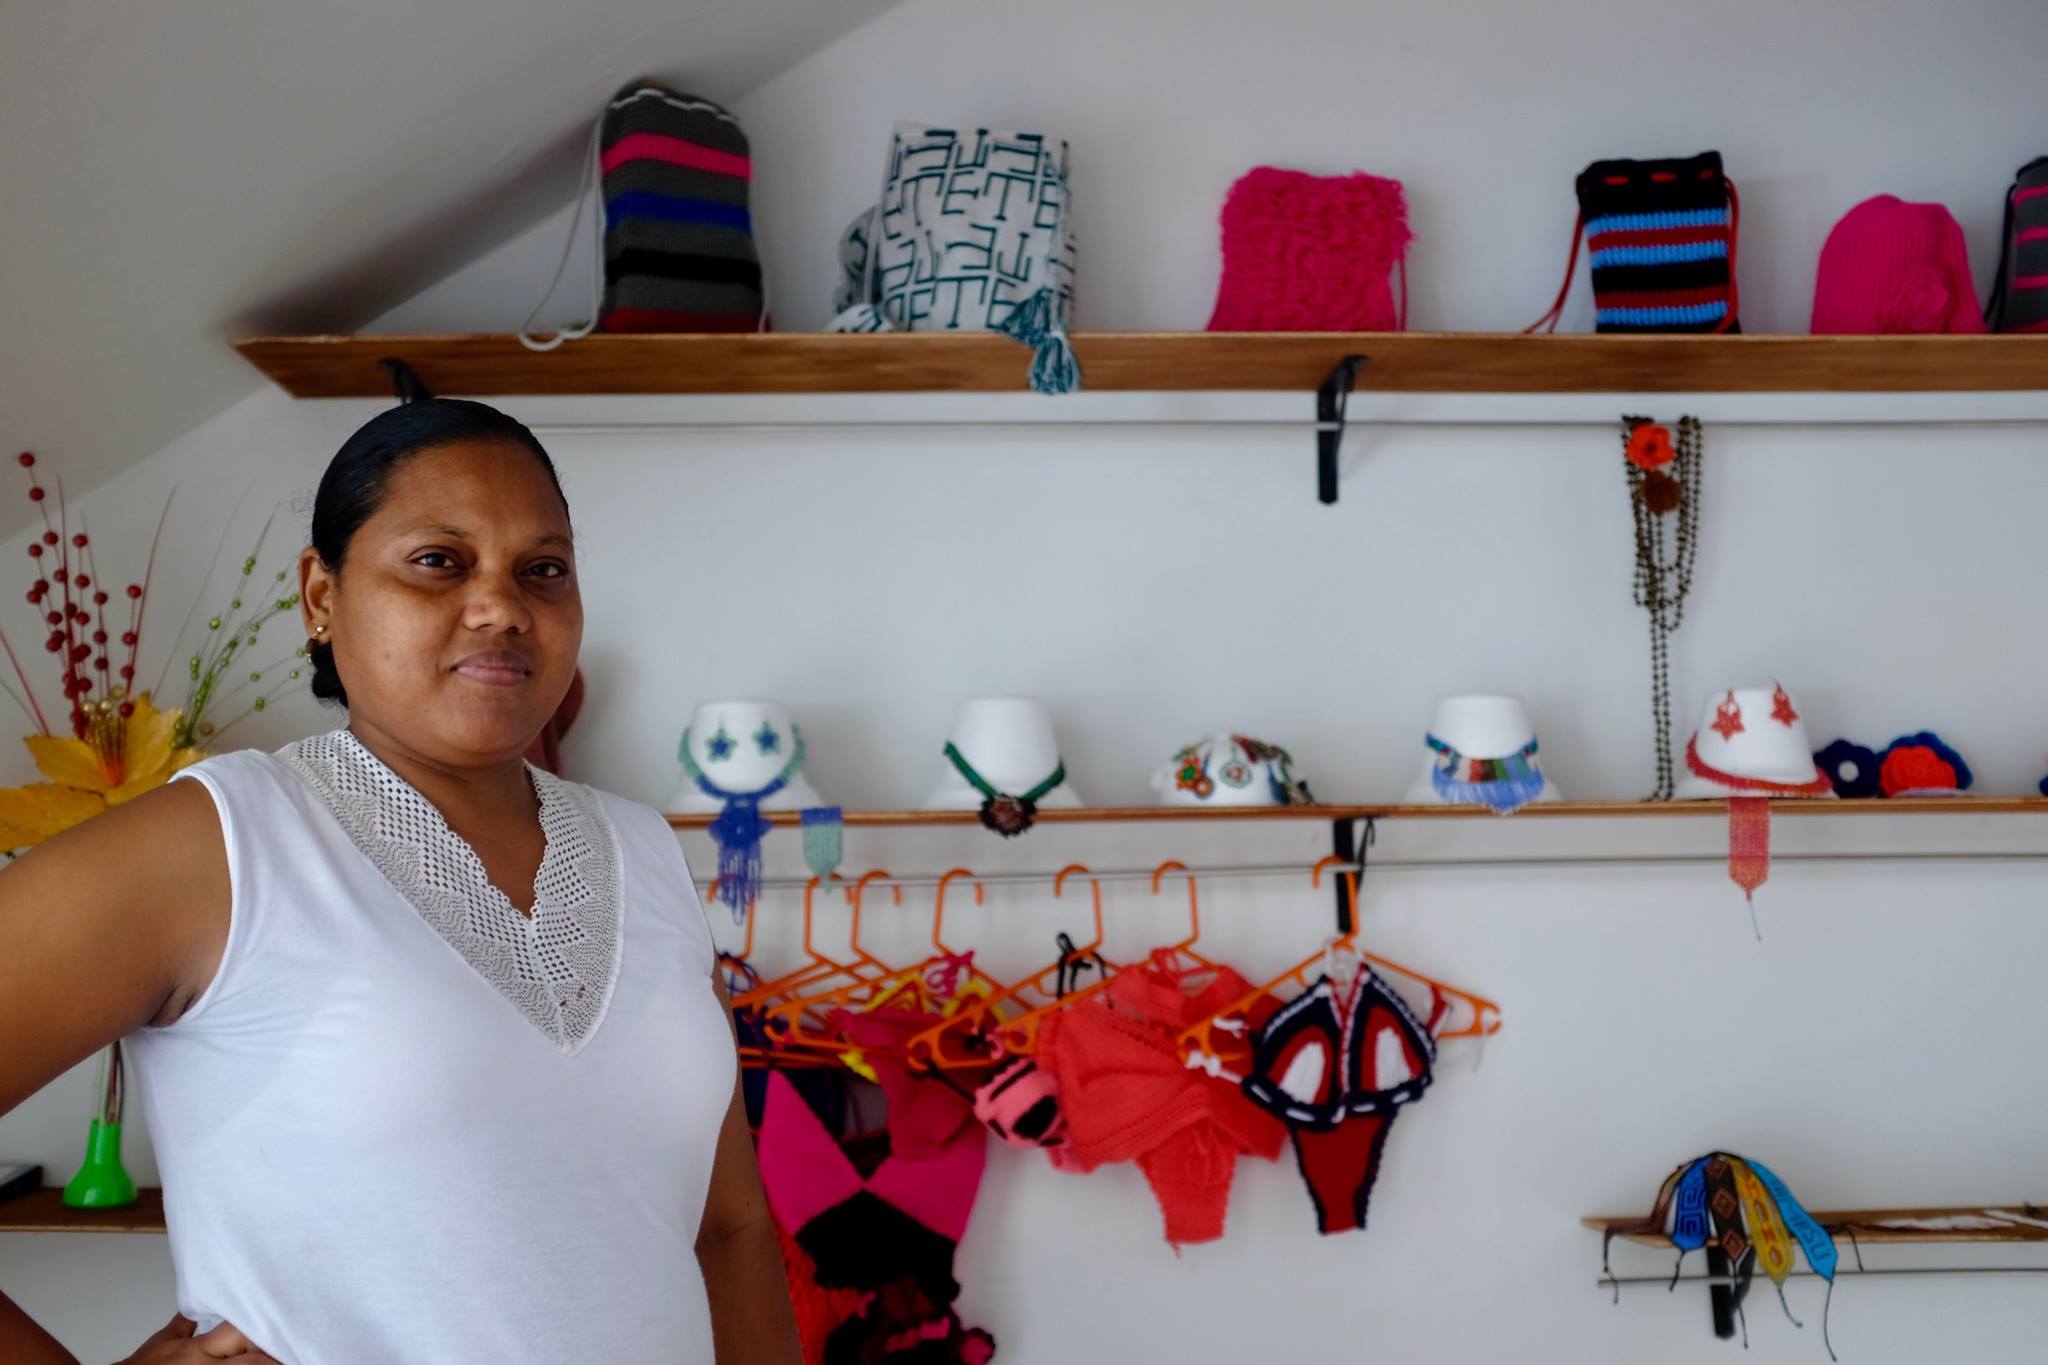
[62,1118,136,1209]
[62,1042,137,1209]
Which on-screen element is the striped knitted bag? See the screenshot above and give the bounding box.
[519,80,765,350]
[1527,151,1740,334]
[1985,155,2048,332]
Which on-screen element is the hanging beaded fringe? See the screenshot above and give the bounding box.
[1430,767,1548,816]
[708,798,772,924]
[996,288,1082,394]
[801,806,843,878]
[1727,797,1770,940]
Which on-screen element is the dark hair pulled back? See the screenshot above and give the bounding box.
[308,399,566,706]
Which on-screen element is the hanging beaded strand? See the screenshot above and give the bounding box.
[1621,415,1703,800]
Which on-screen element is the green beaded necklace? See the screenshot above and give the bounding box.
[944,742,1065,837]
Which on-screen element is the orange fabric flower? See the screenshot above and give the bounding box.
[1626,423,1676,470]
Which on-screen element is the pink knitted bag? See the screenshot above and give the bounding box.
[1207,167,1411,332]
[1810,195,1985,334]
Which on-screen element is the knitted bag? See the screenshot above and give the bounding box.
[1984,155,2048,332]
[1206,167,1411,332]
[1527,151,1740,334]
[829,123,1080,394]
[597,81,764,332]
[517,79,766,350]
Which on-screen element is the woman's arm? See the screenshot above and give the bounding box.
[0,780,231,1361]
[695,978,801,1365]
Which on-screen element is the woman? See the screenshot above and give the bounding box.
[0,401,801,1364]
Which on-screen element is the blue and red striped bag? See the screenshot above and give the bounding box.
[1985,156,2048,333]
[1527,151,1740,334]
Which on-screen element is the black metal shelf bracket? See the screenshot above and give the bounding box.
[1316,353,1367,505]
[380,358,434,405]
[1329,815,1376,935]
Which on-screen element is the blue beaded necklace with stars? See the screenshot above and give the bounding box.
[681,723,809,920]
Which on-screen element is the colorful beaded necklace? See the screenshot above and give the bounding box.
[681,724,806,919]
[943,743,1065,837]
[1426,734,1546,815]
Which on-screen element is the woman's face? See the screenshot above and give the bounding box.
[300,439,582,769]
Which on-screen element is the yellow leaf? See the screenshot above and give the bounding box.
[24,735,112,793]
[0,782,108,849]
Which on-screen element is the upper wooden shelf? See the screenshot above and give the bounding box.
[1587,1205,2048,1248]
[664,796,2048,830]
[233,331,2048,398]
[0,1187,164,1235]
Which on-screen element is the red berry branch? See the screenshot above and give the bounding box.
[5,452,151,736]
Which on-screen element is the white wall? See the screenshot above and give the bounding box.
[7,0,2048,1360]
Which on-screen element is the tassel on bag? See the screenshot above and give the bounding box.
[994,289,1081,395]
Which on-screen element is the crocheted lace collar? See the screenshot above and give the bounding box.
[278,728,623,1055]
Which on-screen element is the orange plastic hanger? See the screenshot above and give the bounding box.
[913,868,1009,1008]
[908,863,1120,1070]
[758,870,908,1052]
[729,875,866,1069]
[730,873,873,1015]
[1177,855,1503,1067]
[995,858,1216,1056]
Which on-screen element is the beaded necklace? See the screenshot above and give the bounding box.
[1683,737,1831,796]
[681,724,806,919]
[1426,734,1546,814]
[943,743,1065,837]
[1621,415,1704,800]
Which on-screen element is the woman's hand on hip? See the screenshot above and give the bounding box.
[119,1315,280,1362]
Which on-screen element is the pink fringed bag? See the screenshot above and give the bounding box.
[1207,167,1411,331]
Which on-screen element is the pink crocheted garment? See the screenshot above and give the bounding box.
[1207,166,1412,332]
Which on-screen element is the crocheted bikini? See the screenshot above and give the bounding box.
[1242,967,1439,1235]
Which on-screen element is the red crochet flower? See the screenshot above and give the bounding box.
[1880,744,1958,796]
[1626,424,1676,470]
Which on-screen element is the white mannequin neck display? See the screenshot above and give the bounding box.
[668,700,827,813]
[1671,684,1833,800]
[1403,694,1562,804]
[922,697,1084,810]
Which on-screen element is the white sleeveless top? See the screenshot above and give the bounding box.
[121,730,732,1363]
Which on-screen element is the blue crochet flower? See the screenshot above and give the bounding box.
[1814,739,1881,799]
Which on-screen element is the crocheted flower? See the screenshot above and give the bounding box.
[1626,423,1676,470]
[1879,731,1972,796]
[1881,265,1953,334]
[1641,470,1682,514]
[1814,739,1881,799]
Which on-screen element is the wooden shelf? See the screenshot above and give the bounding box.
[0,1187,164,1234]
[1587,1205,2048,1248]
[664,796,2048,830]
[233,331,2048,398]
